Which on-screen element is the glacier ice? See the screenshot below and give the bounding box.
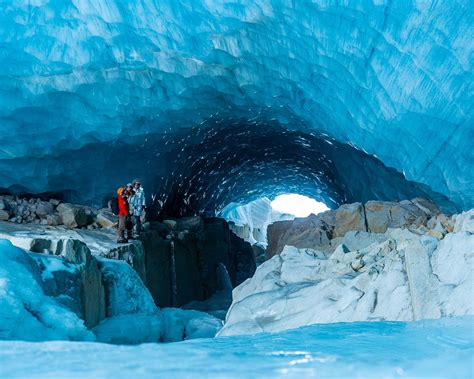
[0,317,473,379]
[220,197,293,245]
[0,240,93,341]
[0,0,472,216]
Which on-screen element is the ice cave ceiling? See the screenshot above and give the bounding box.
[0,0,472,216]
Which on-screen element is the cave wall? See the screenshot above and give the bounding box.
[0,1,472,214]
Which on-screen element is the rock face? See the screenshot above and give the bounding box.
[219,225,474,336]
[142,217,256,308]
[101,242,146,283]
[267,198,443,257]
[36,238,106,329]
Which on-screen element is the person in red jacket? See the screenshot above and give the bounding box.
[117,187,130,243]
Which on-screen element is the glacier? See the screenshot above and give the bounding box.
[0,317,473,379]
[0,0,472,216]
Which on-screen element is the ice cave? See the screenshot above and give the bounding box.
[0,1,473,378]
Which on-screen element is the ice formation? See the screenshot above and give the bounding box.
[220,197,293,245]
[1,317,473,379]
[0,240,93,341]
[0,1,472,216]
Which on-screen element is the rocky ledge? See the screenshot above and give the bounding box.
[0,194,115,229]
[267,198,456,257]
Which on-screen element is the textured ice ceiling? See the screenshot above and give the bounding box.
[0,0,472,216]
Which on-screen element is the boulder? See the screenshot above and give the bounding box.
[96,210,116,228]
[411,197,441,216]
[364,201,428,233]
[0,209,9,221]
[56,240,106,328]
[49,199,61,206]
[266,211,336,257]
[57,203,87,228]
[47,213,62,226]
[56,239,92,264]
[389,201,428,229]
[334,202,366,237]
[35,201,54,219]
[266,219,293,257]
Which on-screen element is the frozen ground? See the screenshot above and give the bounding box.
[0,317,472,379]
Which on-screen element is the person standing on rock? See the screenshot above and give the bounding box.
[116,187,130,243]
[125,183,135,240]
[130,179,146,238]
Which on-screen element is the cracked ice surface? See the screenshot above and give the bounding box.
[0,1,472,213]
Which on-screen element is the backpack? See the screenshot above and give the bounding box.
[110,197,119,215]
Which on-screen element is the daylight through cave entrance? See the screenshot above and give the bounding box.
[271,194,330,218]
[219,194,329,248]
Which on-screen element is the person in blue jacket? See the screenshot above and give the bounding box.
[129,179,146,238]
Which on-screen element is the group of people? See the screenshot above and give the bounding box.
[115,179,146,243]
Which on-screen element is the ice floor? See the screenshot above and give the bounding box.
[1,317,473,379]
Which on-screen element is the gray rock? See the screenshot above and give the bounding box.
[411,197,441,217]
[47,213,62,226]
[57,239,92,265]
[0,200,5,210]
[364,201,393,233]
[57,203,87,228]
[96,210,116,228]
[0,209,9,221]
[103,242,147,283]
[80,256,106,328]
[35,201,54,218]
[49,199,61,206]
[266,211,336,257]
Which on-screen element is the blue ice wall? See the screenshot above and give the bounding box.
[0,1,472,213]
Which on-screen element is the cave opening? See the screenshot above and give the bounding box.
[219,193,330,248]
[270,194,329,218]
